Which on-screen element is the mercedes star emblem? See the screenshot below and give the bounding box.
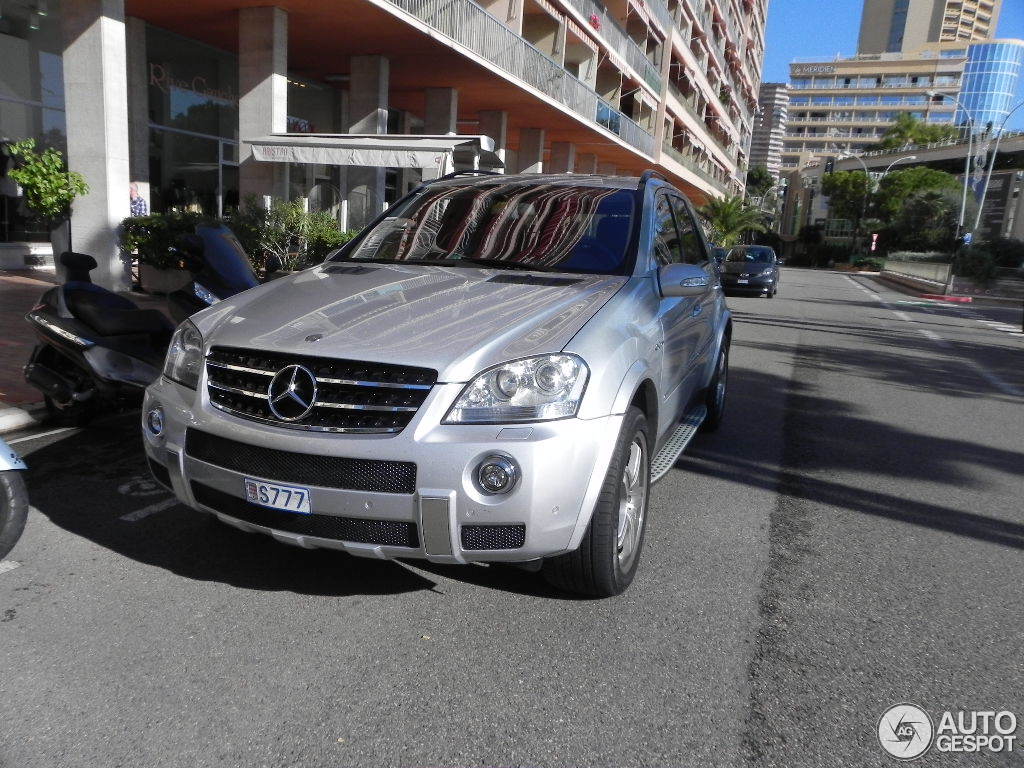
[267,364,318,421]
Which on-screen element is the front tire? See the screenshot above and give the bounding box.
[542,406,650,597]
[0,471,29,560]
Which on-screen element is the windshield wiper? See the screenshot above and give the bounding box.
[452,257,556,272]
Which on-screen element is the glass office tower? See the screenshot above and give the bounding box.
[957,40,1024,131]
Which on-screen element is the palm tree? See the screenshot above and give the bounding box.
[699,194,767,247]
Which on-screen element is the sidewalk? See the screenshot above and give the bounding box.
[0,269,170,432]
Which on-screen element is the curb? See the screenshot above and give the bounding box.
[920,294,972,303]
[0,404,42,436]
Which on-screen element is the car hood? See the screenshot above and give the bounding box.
[193,263,627,382]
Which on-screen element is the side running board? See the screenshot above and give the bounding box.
[650,405,706,483]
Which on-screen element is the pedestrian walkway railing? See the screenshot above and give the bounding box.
[385,0,655,157]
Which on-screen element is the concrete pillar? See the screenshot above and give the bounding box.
[238,6,288,203]
[548,142,576,173]
[597,161,618,175]
[576,153,598,174]
[347,55,388,228]
[61,0,131,291]
[125,16,148,204]
[504,149,519,176]
[478,110,507,170]
[424,87,458,135]
[518,128,545,174]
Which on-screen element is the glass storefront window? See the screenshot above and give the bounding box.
[1,4,66,242]
[146,26,238,140]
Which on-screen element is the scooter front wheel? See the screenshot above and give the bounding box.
[0,471,29,560]
[44,395,97,427]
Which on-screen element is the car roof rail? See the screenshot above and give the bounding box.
[432,169,503,182]
[638,169,667,189]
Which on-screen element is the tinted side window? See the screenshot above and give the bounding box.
[653,195,683,266]
[671,197,708,265]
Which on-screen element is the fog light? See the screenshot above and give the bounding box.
[476,455,518,495]
[146,406,165,436]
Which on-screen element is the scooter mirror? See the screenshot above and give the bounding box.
[176,234,205,273]
[264,255,284,274]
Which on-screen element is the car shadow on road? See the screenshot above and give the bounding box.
[21,420,438,597]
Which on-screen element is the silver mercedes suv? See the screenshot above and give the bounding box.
[142,171,732,596]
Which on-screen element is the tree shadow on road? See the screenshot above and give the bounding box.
[677,361,1024,549]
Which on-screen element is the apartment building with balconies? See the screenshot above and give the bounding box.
[858,0,1002,55]
[750,82,789,178]
[780,45,966,170]
[1,0,768,288]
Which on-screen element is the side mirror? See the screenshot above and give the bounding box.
[776,258,785,266]
[658,263,711,298]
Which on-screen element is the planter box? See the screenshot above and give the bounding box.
[139,264,190,294]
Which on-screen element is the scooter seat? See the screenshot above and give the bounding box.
[64,283,174,340]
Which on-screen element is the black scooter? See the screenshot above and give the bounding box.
[23,224,259,425]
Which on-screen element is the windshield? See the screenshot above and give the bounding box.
[725,246,774,264]
[337,182,637,275]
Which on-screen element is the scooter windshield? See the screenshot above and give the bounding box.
[197,225,259,294]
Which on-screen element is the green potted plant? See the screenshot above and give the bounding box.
[5,139,88,275]
[118,210,208,293]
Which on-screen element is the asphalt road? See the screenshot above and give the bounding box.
[1,269,1021,767]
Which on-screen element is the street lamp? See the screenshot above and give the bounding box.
[926,89,975,241]
[973,99,1024,233]
[882,154,917,177]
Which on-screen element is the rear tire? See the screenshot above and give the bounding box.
[702,340,729,432]
[0,471,29,561]
[542,406,650,597]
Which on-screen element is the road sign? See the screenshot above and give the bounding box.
[963,232,973,245]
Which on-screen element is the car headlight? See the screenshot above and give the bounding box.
[192,282,217,305]
[162,320,204,390]
[443,354,589,424]
[759,269,775,278]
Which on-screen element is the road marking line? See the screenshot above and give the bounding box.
[847,277,1021,397]
[0,560,21,575]
[6,426,76,445]
[119,497,178,522]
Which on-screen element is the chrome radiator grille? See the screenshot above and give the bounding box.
[205,346,437,433]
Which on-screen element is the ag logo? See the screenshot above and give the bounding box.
[878,703,934,760]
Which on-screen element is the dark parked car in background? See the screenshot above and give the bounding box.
[719,245,780,298]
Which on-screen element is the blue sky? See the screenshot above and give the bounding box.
[762,0,1024,127]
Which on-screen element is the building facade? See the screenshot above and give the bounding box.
[749,81,788,178]
[857,0,1003,55]
[781,46,965,170]
[0,0,768,288]
[957,39,1024,129]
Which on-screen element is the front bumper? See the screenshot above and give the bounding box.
[721,276,774,293]
[142,376,622,565]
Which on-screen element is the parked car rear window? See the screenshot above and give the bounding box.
[338,183,637,275]
[724,246,774,264]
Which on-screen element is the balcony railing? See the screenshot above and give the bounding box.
[384,0,655,156]
[561,0,662,92]
[597,98,656,155]
[662,142,728,193]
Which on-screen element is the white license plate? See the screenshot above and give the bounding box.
[737,279,749,284]
[244,477,311,514]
